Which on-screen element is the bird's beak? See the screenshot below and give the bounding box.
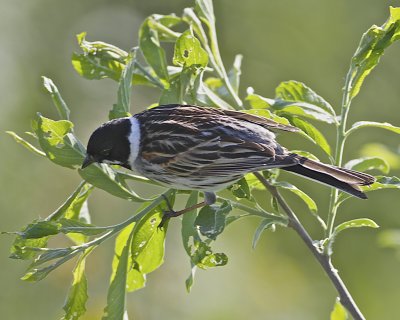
[81,154,95,169]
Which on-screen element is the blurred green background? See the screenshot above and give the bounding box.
[2,0,400,319]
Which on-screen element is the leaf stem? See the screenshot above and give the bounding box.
[254,172,365,320]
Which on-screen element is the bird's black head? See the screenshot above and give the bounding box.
[82,118,132,169]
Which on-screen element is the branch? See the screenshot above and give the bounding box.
[253,172,365,320]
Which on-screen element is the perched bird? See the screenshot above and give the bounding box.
[82,104,375,223]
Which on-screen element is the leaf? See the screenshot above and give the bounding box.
[330,298,348,320]
[78,165,150,202]
[9,236,49,260]
[159,65,203,105]
[347,121,400,136]
[190,241,228,269]
[252,218,276,249]
[130,195,174,275]
[273,182,318,214]
[6,131,46,157]
[148,14,182,42]
[360,143,400,170]
[345,7,400,102]
[246,89,336,124]
[181,192,201,293]
[62,250,91,320]
[362,175,400,192]
[20,220,61,239]
[173,28,208,68]
[72,32,127,82]
[288,116,331,156]
[42,77,70,120]
[109,50,136,120]
[139,16,170,87]
[103,225,134,320]
[227,54,243,94]
[344,157,390,174]
[228,177,251,200]
[181,191,201,255]
[30,248,74,268]
[32,114,85,169]
[275,80,336,116]
[326,218,379,256]
[194,201,232,240]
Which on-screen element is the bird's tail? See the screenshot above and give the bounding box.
[282,155,376,199]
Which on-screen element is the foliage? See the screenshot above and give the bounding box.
[5,1,400,319]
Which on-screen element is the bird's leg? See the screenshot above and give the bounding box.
[158,192,216,228]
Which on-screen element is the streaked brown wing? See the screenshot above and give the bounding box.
[221,109,299,132]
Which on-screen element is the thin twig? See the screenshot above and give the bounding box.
[253,172,365,320]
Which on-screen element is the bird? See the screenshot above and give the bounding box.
[82,104,375,225]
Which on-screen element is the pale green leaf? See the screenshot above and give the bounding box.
[109,50,136,120]
[344,157,389,174]
[362,175,400,192]
[275,80,336,116]
[330,298,348,320]
[139,16,169,87]
[289,116,331,156]
[62,251,91,320]
[194,201,232,240]
[32,114,85,168]
[347,121,400,136]
[252,218,276,249]
[345,7,400,101]
[103,224,134,320]
[327,218,379,256]
[6,131,46,157]
[173,29,208,68]
[42,77,70,120]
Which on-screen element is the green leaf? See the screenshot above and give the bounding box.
[242,108,292,127]
[274,182,318,214]
[109,50,136,120]
[62,250,91,320]
[173,29,208,68]
[362,175,400,192]
[30,248,74,268]
[345,7,400,102]
[360,143,400,170]
[194,200,232,240]
[78,165,150,202]
[139,16,170,87]
[32,114,85,169]
[275,80,336,116]
[347,121,400,136]
[46,182,91,222]
[326,218,379,256]
[252,218,276,249]
[246,89,336,124]
[181,192,201,293]
[344,157,390,174]
[6,131,46,157]
[42,77,70,120]
[181,191,201,255]
[330,298,348,320]
[72,32,127,82]
[228,177,251,200]
[148,14,182,42]
[159,66,204,105]
[103,224,134,320]
[20,220,61,239]
[130,195,174,275]
[288,116,331,156]
[227,54,243,94]
[10,236,49,260]
[191,241,228,269]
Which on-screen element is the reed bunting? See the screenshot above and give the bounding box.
[82,104,375,224]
